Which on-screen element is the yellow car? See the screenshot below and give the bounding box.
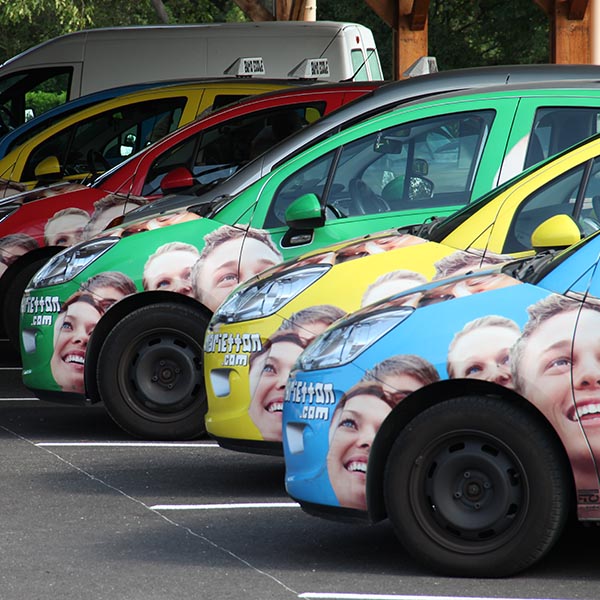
[0,79,296,190]
[203,132,595,451]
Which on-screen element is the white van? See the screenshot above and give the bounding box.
[0,21,383,129]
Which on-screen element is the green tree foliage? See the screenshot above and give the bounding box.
[428,0,549,70]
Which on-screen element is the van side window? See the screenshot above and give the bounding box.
[22,97,187,181]
[525,107,600,169]
[142,103,326,196]
[0,68,72,131]
[366,49,383,80]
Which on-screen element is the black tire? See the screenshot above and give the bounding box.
[383,395,571,577]
[2,257,49,353]
[96,302,208,440]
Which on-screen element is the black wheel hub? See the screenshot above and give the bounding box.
[121,331,203,414]
[416,434,527,548]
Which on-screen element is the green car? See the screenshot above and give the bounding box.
[19,82,600,440]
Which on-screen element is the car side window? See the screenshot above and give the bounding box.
[503,163,589,254]
[22,98,187,181]
[525,107,600,169]
[142,103,326,197]
[264,150,335,227]
[330,110,495,218]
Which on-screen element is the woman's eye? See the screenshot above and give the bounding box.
[261,363,276,375]
[339,417,357,430]
[157,279,171,288]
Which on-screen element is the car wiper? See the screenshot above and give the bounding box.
[189,193,232,218]
[397,215,445,239]
[502,249,557,282]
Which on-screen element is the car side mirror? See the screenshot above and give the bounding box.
[285,193,324,229]
[34,156,61,181]
[530,214,581,251]
[160,166,194,194]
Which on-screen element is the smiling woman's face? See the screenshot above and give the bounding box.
[50,300,102,393]
[327,394,391,511]
[248,339,304,441]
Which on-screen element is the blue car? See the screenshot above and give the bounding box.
[283,229,600,577]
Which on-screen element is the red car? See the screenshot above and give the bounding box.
[0,82,381,345]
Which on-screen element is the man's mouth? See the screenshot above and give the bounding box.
[569,401,600,422]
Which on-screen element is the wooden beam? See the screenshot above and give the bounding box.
[552,0,591,62]
[275,0,293,20]
[232,0,274,21]
[410,0,430,30]
[363,0,395,28]
[568,0,589,20]
[396,0,429,79]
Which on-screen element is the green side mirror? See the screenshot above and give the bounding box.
[285,193,324,229]
[530,214,581,250]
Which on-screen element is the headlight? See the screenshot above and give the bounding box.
[298,306,414,370]
[214,264,330,323]
[30,236,119,289]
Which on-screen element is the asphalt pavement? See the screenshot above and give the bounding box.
[1,338,599,600]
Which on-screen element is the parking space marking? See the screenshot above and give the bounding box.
[151,502,300,510]
[0,397,40,401]
[299,595,577,600]
[36,441,219,447]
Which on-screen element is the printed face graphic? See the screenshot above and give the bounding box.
[449,324,519,386]
[520,307,600,467]
[144,249,198,296]
[377,372,427,398]
[248,339,304,441]
[45,213,89,246]
[0,243,29,276]
[50,300,102,393]
[201,237,281,311]
[362,275,425,307]
[86,204,125,239]
[327,394,391,511]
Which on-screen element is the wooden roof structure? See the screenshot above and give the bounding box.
[234,1,594,79]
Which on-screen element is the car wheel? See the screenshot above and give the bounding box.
[96,302,208,440]
[2,257,49,353]
[383,395,571,577]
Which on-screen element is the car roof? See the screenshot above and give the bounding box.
[125,64,600,220]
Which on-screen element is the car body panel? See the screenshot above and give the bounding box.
[282,235,600,524]
[17,85,600,436]
[202,132,600,449]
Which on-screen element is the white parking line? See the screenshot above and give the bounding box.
[0,397,40,401]
[151,502,300,510]
[36,442,219,447]
[299,596,577,600]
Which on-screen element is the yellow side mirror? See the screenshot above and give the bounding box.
[34,155,61,178]
[530,214,581,251]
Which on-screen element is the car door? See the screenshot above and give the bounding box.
[243,97,519,259]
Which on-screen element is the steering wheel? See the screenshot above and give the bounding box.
[349,178,390,215]
[87,150,111,177]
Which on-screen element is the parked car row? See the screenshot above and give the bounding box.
[5,58,600,578]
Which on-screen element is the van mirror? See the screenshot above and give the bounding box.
[530,214,581,250]
[373,132,403,155]
[34,156,61,180]
[160,166,195,194]
[285,193,324,229]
